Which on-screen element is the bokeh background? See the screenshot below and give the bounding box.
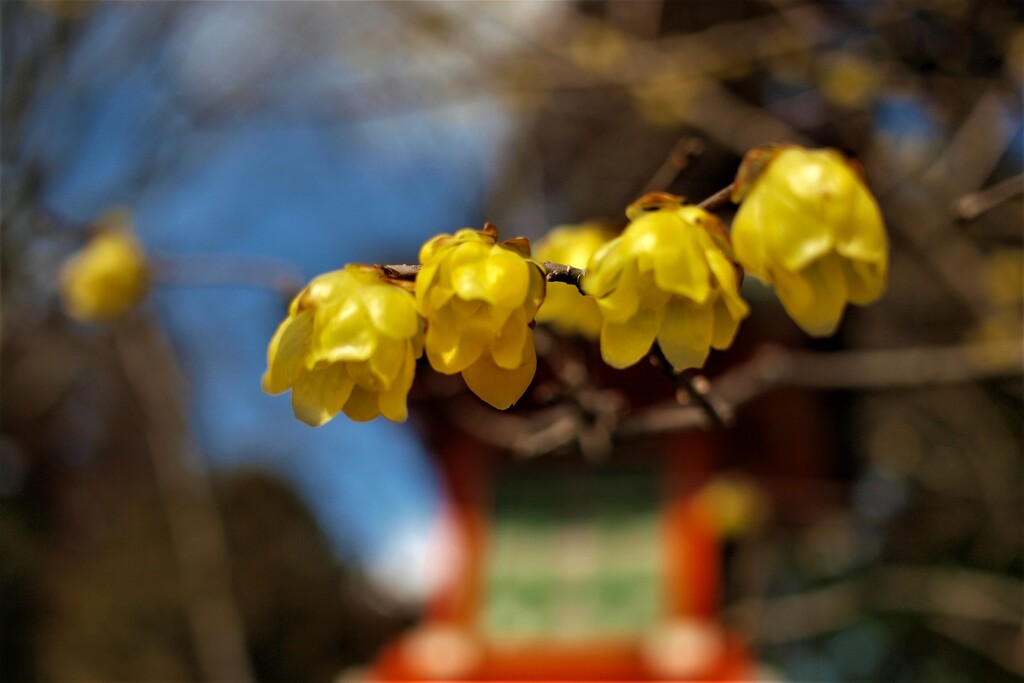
[2,1,1021,681]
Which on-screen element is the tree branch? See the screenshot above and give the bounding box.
[113,317,255,683]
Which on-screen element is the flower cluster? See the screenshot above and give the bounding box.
[263,265,423,425]
[731,145,888,336]
[583,193,749,370]
[59,210,150,322]
[416,225,545,410]
[257,144,888,426]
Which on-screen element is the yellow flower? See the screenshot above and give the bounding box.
[533,222,616,339]
[59,209,150,322]
[583,193,749,370]
[263,265,423,426]
[416,225,545,409]
[731,145,888,336]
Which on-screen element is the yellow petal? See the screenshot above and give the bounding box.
[424,303,487,374]
[731,192,771,281]
[342,384,382,422]
[595,260,641,323]
[711,299,742,350]
[657,298,713,370]
[358,284,419,339]
[843,257,886,305]
[290,363,355,426]
[761,151,839,272]
[415,261,441,310]
[706,249,750,320]
[629,214,711,303]
[599,304,663,369]
[367,337,408,387]
[262,310,313,394]
[451,246,529,309]
[835,181,888,264]
[461,342,537,409]
[581,237,626,297]
[764,193,834,274]
[314,299,378,363]
[774,255,848,336]
[378,346,416,422]
[490,309,530,370]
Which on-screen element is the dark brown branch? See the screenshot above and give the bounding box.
[953,173,1024,221]
[641,136,706,195]
[650,344,732,429]
[697,183,736,212]
[379,263,420,281]
[380,260,590,293]
[540,260,587,293]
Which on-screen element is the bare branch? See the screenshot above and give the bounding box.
[726,564,1023,651]
[622,338,1022,439]
[697,183,736,213]
[953,173,1024,221]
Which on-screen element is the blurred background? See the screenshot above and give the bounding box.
[2,1,1021,681]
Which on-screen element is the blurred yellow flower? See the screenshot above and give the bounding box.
[59,210,150,322]
[583,194,749,370]
[731,146,888,336]
[533,222,616,340]
[263,265,423,426]
[416,225,545,409]
[695,474,770,540]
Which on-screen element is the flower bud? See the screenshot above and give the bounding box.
[59,209,150,322]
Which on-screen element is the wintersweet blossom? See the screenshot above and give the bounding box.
[263,265,423,426]
[534,222,616,339]
[731,145,888,336]
[59,210,150,322]
[416,225,545,409]
[583,193,749,370]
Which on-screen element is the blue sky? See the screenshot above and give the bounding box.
[21,1,544,600]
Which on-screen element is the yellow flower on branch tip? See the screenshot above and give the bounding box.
[263,264,424,426]
[59,209,150,322]
[731,145,888,336]
[416,225,545,410]
[534,222,616,340]
[583,194,749,371]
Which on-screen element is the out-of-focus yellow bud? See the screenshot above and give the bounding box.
[59,210,150,322]
[416,225,545,409]
[263,265,424,426]
[533,222,616,340]
[731,146,888,336]
[695,474,769,540]
[819,53,882,109]
[583,193,749,371]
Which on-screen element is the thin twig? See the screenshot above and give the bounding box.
[725,563,1024,649]
[641,136,706,195]
[650,344,732,429]
[621,338,1021,438]
[152,253,305,300]
[381,260,590,293]
[953,173,1024,221]
[697,183,735,212]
